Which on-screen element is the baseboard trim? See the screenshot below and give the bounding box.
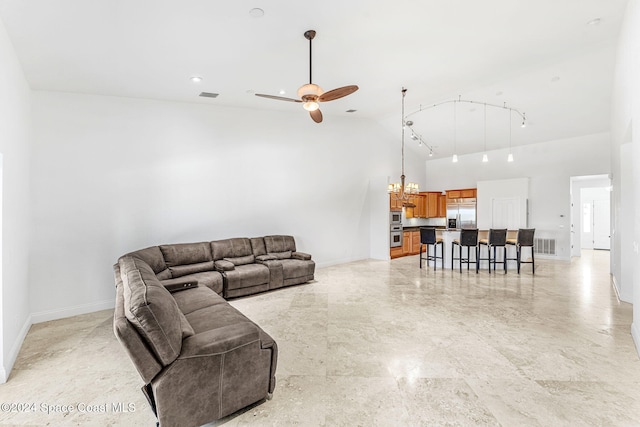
[316,257,368,269]
[632,322,640,359]
[1,313,33,384]
[612,274,622,303]
[31,299,115,324]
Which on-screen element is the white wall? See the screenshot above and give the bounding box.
[29,91,395,320]
[0,16,32,383]
[424,133,611,260]
[611,0,640,357]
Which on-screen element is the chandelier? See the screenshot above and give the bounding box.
[388,87,419,202]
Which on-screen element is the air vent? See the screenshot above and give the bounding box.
[534,238,556,255]
[199,92,219,98]
[346,109,357,113]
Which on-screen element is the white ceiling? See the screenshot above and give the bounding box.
[0,0,629,160]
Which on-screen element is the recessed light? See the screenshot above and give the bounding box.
[587,18,601,26]
[190,76,203,83]
[279,89,286,95]
[249,8,264,18]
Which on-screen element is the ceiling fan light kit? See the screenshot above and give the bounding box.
[255,30,358,123]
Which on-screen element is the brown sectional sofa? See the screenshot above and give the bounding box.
[113,235,314,427]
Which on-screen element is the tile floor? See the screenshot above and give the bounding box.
[1,250,639,426]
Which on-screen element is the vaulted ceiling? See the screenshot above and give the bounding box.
[0,0,629,159]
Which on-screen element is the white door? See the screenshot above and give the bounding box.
[593,199,610,250]
[581,202,594,249]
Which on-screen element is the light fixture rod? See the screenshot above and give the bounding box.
[405,97,526,122]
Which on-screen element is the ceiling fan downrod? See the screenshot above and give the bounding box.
[304,30,316,84]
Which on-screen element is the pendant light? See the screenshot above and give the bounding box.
[388,88,419,201]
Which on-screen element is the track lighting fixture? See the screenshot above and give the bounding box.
[404,96,525,163]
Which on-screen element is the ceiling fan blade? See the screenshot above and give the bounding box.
[310,109,323,123]
[255,94,302,103]
[318,85,359,102]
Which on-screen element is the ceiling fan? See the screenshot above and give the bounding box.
[255,30,359,123]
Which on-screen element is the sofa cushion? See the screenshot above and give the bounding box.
[119,256,184,366]
[160,242,212,265]
[159,242,214,279]
[264,235,297,253]
[126,246,171,280]
[211,238,253,260]
[169,261,215,278]
[224,254,255,266]
[172,285,227,317]
[281,258,315,279]
[250,237,267,256]
[224,264,270,291]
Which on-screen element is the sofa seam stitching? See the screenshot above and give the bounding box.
[179,339,259,359]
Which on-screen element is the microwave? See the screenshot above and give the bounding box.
[390,211,402,224]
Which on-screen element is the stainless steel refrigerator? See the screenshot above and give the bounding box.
[446,198,477,229]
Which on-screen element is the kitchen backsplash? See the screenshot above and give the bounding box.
[402,215,447,227]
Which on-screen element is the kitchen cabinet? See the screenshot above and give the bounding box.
[402,231,411,254]
[447,188,476,199]
[406,194,427,219]
[438,194,447,217]
[460,188,476,198]
[411,230,421,253]
[390,246,403,259]
[389,194,403,211]
[390,230,426,258]
[426,192,439,217]
[417,194,427,217]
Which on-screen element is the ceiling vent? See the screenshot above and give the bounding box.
[346,109,357,113]
[199,92,219,98]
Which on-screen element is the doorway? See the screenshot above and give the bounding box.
[570,175,611,257]
[580,188,611,250]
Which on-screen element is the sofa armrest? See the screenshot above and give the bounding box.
[292,252,312,261]
[256,254,278,262]
[180,323,260,357]
[214,260,235,272]
[164,280,198,294]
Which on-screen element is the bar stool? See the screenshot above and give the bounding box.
[451,229,479,273]
[419,227,443,270]
[479,229,507,273]
[506,228,536,274]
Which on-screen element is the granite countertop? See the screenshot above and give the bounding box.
[402,226,447,231]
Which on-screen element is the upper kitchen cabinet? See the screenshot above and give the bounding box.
[438,194,447,217]
[407,192,445,218]
[426,192,439,217]
[405,195,423,218]
[389,194,403,211]
[447,188,477,199]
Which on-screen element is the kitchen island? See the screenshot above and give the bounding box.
[393,228,520,270]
